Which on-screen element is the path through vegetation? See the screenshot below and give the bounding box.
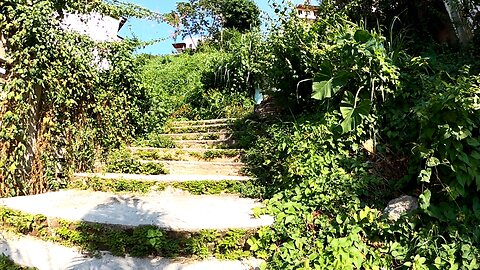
[0,118,270,269]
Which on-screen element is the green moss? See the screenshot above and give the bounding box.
[68,177,262,198]
[133,148,242,162]
[68,177,156,193]
[170,180,261,197]
[0,207,255,260]
[168,125,233,134]
[0,256,36,270]
[106,148,169,175]
[134,150,184,161]
[203,149,241,160]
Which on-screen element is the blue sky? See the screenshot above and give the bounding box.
[118,0,305,55]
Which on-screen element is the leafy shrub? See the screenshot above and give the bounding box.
[309,23,399,133]
[179,88,254,120]
[202,29,270,93]
[380,54,480,199]
[246,114,396,269]
[244,5,480,267]
[247,111,480,269]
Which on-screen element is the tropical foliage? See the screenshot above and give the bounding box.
[2,0,480,268]
[242,1,480,269]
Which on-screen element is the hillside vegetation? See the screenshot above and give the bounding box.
[1,0,480,269]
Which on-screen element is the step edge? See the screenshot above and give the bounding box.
[73,173,253,182]
[157,132,233,136]
[0,190,274,232]
[170,124,233,129]
[169,118,239,124]
[137,160,245,166]
[127,147,245,152]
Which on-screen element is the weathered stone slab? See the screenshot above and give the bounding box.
[0,189,273,231]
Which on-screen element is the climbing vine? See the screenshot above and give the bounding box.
[0,0,153,197]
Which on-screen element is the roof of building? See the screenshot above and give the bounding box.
[296,4,320,10]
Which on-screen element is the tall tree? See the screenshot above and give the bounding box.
[168,0,260,39]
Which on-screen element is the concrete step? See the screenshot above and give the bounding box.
[158,132,232,141]
[166,124,234,134]
[169,118,238,126]
[73,173,252,182]
[127,147,244,162]
[138,160,244,176]
[0,232,263,270]
[0,189,273,231]
[173,139,238,149]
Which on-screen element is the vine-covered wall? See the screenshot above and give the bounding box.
[0,0,153,197]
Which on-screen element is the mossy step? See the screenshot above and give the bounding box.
[0,233,263,270]
[128,147,244,162]
[137,160,245,176]
[0,216,264,266]
[68,177,261,197]
[173,139,239,149]
[0,190,273,231]
[165,124,234,134]
[169,118,238,126]
[157,132,232,140]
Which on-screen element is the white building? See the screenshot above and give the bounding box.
[0,12,126,78]
[172,36,202,53]
[296,4,319,20]
[60,12,126,42]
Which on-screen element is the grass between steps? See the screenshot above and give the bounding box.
[133,149,242,162]
[105,149,169,175]
[163,125,233,134]
[68,177,263,198]
[0,207,257,260]
[0,256,36,270]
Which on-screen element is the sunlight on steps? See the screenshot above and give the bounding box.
[1,118,270,270]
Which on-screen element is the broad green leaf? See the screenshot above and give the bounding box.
[312,78,333,100]
[354,29,372,43]
[312,73,349,101]
[339,92,371,133]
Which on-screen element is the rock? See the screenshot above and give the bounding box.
[383,195,418,221]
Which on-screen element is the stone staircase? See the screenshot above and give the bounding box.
[0,118,272,270]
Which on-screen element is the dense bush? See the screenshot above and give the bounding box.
[381,58,480,200]
[244,1,480,268]
[246,115,399,269]
[247,110,480,269]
